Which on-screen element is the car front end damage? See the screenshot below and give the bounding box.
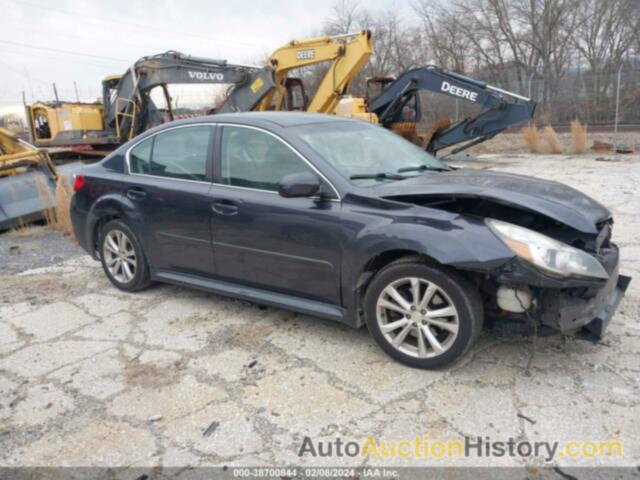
[373,168,632,338]
[486,242,630,338]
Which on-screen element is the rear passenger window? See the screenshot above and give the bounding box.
[129,137,152,174]
[129,126,211,181]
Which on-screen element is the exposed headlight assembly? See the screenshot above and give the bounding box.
[486,218,609,280]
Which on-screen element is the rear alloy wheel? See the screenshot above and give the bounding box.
[103,230,137,284]
[364,260,482,369]
[100,219,151,292]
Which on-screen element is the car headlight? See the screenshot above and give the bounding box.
[486,218,609,280]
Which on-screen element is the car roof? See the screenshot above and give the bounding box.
[167,111,352,129]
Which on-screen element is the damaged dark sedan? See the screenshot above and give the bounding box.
[70,112,630,369]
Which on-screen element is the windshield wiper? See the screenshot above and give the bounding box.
[397,164,452,173]
[350,172,408,181]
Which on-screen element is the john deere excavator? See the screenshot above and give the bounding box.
[245,33,533,155]
[337,65,535,156]
[25,51,276,150]
[256,30,373,114]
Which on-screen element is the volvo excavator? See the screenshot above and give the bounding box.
[5,50,277,230]
[25,51,276,150]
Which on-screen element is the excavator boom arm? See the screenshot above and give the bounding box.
[368,66,535,154]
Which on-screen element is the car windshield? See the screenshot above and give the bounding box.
[290,121,446,186]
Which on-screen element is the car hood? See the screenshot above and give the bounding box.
[368,168,610,234]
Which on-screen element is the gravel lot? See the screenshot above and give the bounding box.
[0,153,638,472]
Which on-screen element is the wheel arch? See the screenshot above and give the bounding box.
[349,248,443,327]
[86,194,142,258]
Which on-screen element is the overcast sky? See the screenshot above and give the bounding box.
[0,0,401,108]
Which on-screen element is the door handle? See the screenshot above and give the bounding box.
[126,187,147,200]
[211,201,239,216]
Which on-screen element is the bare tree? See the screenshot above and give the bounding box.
[311,0,639,124]
[571,0,638,121]
[443,0,537,91]
[413,0,471,73]
[323,0,369,35]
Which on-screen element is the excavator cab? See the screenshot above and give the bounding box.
[256,30,373,114]
[364,76,425,144]
[26,101,107,147]
[365,77,395,103]
[282,78,308,111]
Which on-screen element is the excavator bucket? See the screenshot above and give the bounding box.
[0,128,80,231]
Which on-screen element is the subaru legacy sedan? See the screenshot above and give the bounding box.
[70,113,630,368]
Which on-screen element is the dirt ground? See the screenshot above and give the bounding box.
[0,152,639,473]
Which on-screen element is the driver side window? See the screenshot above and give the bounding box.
[129,126,211,181]
[220,126,315,191]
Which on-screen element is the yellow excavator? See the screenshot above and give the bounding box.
[257,30,374,118]
[24,54,275,151]
[0,128,57,179]
[0,128,62,230]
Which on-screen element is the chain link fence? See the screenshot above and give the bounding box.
[518,69,639,127]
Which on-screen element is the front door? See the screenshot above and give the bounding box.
[126,124,215,275]
[209,125,343,305]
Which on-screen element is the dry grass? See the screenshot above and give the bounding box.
[543,126,564,154]
[34,174,75,237]
[521,126,540,153]
[8,225,46,238]
[34,174,56,225]
[53,177,74,236]
[570,119,588,154]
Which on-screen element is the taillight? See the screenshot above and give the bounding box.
[73,174,85,192]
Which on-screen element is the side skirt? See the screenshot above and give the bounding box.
[151,269,352,325]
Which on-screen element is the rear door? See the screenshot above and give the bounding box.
[125,124,215,275]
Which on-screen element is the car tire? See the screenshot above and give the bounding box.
[364,258,483,369]
[99,219,151,292]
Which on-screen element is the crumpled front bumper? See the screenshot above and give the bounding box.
[536,245,631,338]
[583,274,631,337]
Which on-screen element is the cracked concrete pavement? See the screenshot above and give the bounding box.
[0,154,639,470]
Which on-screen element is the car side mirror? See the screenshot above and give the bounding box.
[278,172,321,198]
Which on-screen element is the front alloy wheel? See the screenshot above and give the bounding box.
[376,277,459,359]
[364,259,483,369]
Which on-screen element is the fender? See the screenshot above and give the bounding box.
[340,204,514,315]
[86,193,146,258]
